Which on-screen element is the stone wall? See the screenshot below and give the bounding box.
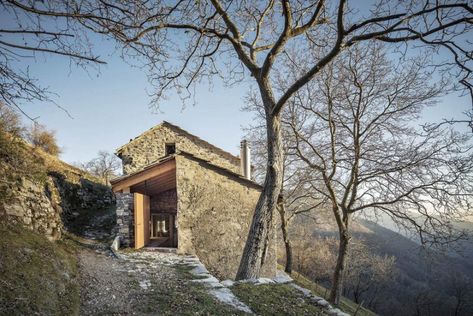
[117,123,241,175]
[1,177,63,240]
[150,189,177,213]
[175,155,277,280]
[0,171,115,241]
[115,193,134,247]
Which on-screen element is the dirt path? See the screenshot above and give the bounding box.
[79,248,136,315]
[66,207,241,315]
[76,245,247,315]
[78,248,170,315]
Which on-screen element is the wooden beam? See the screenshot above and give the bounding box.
[112,159,176,192]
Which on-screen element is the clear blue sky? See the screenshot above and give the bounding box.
[15,28,471,165]
[19,39,254,164]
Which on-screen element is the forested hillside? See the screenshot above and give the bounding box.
[284,215,473,316]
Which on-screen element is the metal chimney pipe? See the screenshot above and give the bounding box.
[240,140,251,180]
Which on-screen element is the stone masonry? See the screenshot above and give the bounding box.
[116,193,134,247]
[113,122,277,280]
[1,172,114,241]
[150,189,176,213]
[175,154,277,280]
[116,122,241,175]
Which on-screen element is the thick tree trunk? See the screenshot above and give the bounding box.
[236,110,284,280]
[278,202,293,273]
[329,228,351,305]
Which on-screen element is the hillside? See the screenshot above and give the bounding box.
[0,222,79,315]
[0,131,353,315]
[290,215,473,316]
[1,205,348,315]
[0,131,114,240]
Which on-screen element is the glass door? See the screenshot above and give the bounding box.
[151,214,170,238]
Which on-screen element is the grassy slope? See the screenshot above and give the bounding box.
[141,264,247,316]
[290,270,377,316]
[0,223,80,316]
[232,283,326,316]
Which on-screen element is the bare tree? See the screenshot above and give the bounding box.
[280,42,473,304]
[291,233,339,284]
[446,271,473,316]
[343,242,396,306]
[76,151,121,185]
[0,102,23,137]
[5,0,473,280]
[0,103,46,204]
[0,1,104,117]
[244,116,325,273]
[413,289,439,316]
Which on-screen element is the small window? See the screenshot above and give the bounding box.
[165,143,176,155]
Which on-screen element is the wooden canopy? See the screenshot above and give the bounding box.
[111,157,176,195]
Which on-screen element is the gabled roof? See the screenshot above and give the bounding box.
[178,151,263,190]
[115,121,241,166]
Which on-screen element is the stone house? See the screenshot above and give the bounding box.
[111,121,276,279]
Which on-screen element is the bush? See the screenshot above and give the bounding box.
[26,123,62,156]
[0,102,24,137]
[0,104,47,204]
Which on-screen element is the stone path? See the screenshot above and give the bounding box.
[289,284,350,316]
[112,249,253,314]
[78,243,350,315]
[77,239,254,315]
[77,228,347,316]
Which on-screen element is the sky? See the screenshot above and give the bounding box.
[19,41,254,164]
[6,9,471,166]
[21,47,470,166]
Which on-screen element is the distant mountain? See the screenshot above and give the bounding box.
[307,219,473,316]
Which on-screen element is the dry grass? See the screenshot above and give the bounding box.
[289,270,378,316]
[232,283,327,316]
[0,222,80,316]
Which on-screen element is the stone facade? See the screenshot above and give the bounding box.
[113,121,277,280]
[115,193,134,247]
[117,122,241,175]
[175,155,277,280]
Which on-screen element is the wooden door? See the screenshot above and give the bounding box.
[134,193,150,249]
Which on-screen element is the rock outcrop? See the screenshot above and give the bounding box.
[0,148,114,240]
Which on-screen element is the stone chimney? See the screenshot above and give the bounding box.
[240,139,251,180]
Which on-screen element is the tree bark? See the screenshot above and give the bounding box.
[278,202,293,273]
[329,227,351,305]
[236,100,284,280]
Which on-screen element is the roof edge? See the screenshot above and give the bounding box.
[176,151,263,191]
[110,150,262,191]
[110,154,175,185]
[115,121,241,165]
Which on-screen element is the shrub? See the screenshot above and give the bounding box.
[0,104,47,204]
[26,123,62,156]
[0,102,24,137]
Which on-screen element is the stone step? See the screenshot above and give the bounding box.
[143,247,177,253]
